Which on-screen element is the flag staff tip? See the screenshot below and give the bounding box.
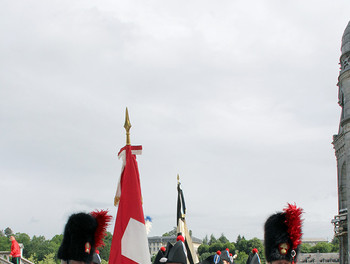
[177,174,180,183]
[124,107,132,145]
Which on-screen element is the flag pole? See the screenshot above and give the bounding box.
[176,176,198,264]
[177,174,186,219]
[113,107,132,207]
[110,109,151,264]
[124,107,132,145]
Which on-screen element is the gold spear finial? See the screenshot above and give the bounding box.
[124,107,132,145]
[177,174,180,184]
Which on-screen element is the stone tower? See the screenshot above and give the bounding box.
[332,21,350,264]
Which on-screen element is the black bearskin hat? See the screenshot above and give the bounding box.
[58,210,112,263]
[264,204,303,264]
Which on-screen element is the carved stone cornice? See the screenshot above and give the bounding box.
[340,52,350,74]
[339,59,350,82]
[344,122,350,133]
[333,133,345,160]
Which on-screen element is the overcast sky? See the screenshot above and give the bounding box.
[1,0,349,243]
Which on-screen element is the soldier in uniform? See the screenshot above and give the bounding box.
[153,243,172,264]
[153,235,187,264]
[57,210,112,264]
[264,204,303,264]
[220,249,232,264]
[246,248,260,264]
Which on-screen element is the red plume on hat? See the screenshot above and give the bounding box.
[283,203,303,250]
[176,235,185,242]
[252,248,258,254]
[90,210,113,249]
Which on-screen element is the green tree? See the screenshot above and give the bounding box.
[162,227,177,237]
[0,235,10,251]
[15,233,31,258]
[26,235,51,262]
[38,253,56,264]
[50,234,63,246]
[99,232,112,261]
[300,243,312,253]
[199,252,212,261]
[208,234,217,245]
[218,234,230,244]
[49,234,63,262]
[5,227,13,237]
[331,237,339,252]
[198,244,209,255]
[236,236,248,254]
[310,242,333,253]
[203,235,209,245]
[151,253,157,263]
[247,238,264,256]
[209,242,224,253]
[101,260,108,264]
[235,251,248,264]
[223,242,235,253]
[236,235,245,244]
[28,253,37,263]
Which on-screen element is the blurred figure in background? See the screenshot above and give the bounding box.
[9,236,21,264]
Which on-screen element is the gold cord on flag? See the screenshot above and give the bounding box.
[114,196,120,206]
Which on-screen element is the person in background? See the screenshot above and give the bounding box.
[9,236,21,264]
[264,203,303,264]
[220,249,232,264]
[198,250,222,264]
[153,245,168,264]
[246,248,260,264]
[154,235,187,264]
[166,235,187,264]
[91,250,101,264]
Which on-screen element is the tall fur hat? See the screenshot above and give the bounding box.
[57,210,112,263]
[264,204,303,264]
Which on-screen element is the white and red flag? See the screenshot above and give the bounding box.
[109,145,151,264]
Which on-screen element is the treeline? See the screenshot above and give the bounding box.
[198,234,265,264]
[0,228,340,264]
[300,240,339,253]
[197,234,340,264]
[0,228,112,264]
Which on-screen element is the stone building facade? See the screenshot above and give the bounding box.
[332,21,350,264]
